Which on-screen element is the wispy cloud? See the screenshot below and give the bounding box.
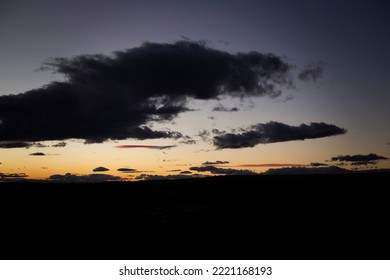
[298,61,324,82]
[237,163,306,168]
[202,160,229,165]
[115,145,176,150]
[135,173,201,181]
[52,141,67,147]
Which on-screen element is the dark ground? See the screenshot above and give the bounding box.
[0,173,389,260]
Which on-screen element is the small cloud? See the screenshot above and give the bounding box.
[238,163,306,168]
[115,145,176,150]
[117,168,138,173]
[212,104,239,112]
[29,152,46,156]
[93,166,110,172]
[197,130,210,142]
[202,160,229,165]
[298,61,324,82]
[135,173,201,181]
[180,170,192,174]
[180,139,197,145]
[32,142,48,148]
[264,166,349,175]
[190,165,257,176]
[52,141,67,147]
[310,162,329,167]
[179,136,197,145]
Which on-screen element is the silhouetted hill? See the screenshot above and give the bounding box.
[0,173,389,260]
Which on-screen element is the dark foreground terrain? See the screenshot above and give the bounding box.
[1,173,389,259]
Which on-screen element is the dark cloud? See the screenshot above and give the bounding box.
[0,173,29,182]
[180,170,192,174]
[135,173,201,181]
[179,137,197,145]
[202,160,229,165]
[29,152,46,156]
[238,163,306,167]
[298,61,324,82]
[115,145,176,150]
[197,130,210,142]
[213,121,346,149]
[0,41,293,144]
[0,141,31,149]
[52,141,67,147]
[310,162,329,167]
[92,166,110,172]
[0,172,28,179]
[331,153,388,165]
[190,165,257,176]
[32,142,48,148]
[264,166,349,175]
[0,141,52,149]
[49,173,121,183]
[212,104,239,112]
[117,168,138,173]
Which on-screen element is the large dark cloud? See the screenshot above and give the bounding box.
[190,165,257,175]
[213,121,346,149]
[331,153,388,166]
[0,41,293,144]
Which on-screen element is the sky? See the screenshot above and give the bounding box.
[0,0,389,182]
